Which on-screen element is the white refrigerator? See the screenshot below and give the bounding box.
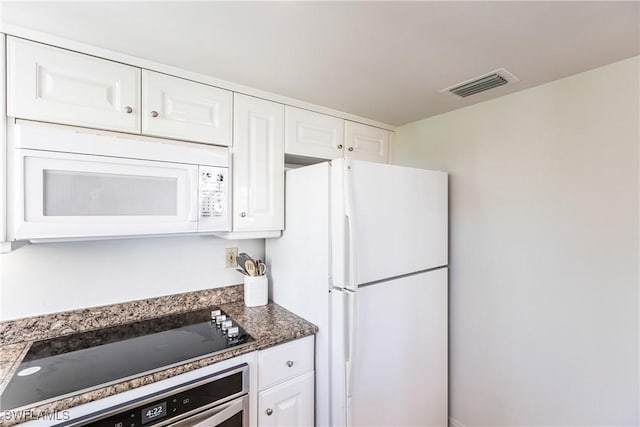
[266,159,448,427]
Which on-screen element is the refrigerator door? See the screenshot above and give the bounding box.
[349,160,448,285]
[329,288,349,427]
[351,268,448,427]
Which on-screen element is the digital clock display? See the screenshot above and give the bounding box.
[141,401,167,425]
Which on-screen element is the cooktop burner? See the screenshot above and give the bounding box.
[0,307,253,411]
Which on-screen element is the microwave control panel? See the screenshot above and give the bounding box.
[198,166,230,231]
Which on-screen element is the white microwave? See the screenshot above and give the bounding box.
[7,120,231,242]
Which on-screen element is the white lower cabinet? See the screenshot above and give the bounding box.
[257,336,315,427]
[258,372,314,427]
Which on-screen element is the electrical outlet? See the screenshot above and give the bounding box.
[225,248,238,268]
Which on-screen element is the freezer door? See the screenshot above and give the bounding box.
[351,268,448,427]
[330,159,349,291]
[349,160,447,285]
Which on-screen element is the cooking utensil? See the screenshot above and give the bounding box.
[236,254,251,272]
[245,260,257,276]
[239,252,255,263]
[236,268,249,276]
[256,260,267,276]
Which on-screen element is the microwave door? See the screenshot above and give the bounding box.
[13,149,200,240]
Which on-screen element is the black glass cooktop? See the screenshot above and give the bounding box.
[0,307,253,411]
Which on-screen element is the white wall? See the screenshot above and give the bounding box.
[0,236,263,320]
[395,57,639,426]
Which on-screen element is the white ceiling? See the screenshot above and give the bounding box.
[1,1,638,126]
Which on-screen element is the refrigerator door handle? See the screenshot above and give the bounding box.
[345,289,357,401]
[344,160,358,293]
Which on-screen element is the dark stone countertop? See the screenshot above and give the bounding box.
[0,288,317,426]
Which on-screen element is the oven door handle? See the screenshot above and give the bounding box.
[169,396,246,427]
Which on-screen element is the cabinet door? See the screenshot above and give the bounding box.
[259,372,314,427]
[7,37,140,133]
[233,94,284,231]
[344,121,390,164]
[142,70,232,145]
[285,106,344,160]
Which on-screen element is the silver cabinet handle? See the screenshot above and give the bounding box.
[337,144,343,149]
[348,147,354,152]
[266,408,273,416]
[124,106,133,114]
[151,110,159,118]
[286,360,294,367]
[240,212,247,218]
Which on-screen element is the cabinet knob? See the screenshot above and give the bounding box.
[337,144,343,149]
[266,409,273,416]
[240,212,247,218]
[286,360,294,368]
[348,147,354,152]
[150,110,159,118]
[124,106,133,114]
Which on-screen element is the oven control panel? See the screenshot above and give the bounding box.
[83,365,247,427]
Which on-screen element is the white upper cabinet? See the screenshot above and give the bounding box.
[142,70,232,145]
[7,37,140,133]
[285,109,392,164]
[344,121,390,164]
[233,94,284,232]
[285,106,344,160]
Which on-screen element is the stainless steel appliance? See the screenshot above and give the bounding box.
[66,364,249,427]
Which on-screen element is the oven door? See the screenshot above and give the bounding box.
[170,395,248,427]
[12,148,200,240]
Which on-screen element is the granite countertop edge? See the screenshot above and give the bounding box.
[0,300,318,426]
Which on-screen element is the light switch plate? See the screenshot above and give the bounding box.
[225,247,238,268]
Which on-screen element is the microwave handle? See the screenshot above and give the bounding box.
[189,168,199,222]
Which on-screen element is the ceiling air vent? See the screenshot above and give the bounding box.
[440,68,519,98]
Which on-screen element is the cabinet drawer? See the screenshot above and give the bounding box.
[7,37,140,133]
[258,336,314,390]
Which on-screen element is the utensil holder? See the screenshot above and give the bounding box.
[244,275,268,307]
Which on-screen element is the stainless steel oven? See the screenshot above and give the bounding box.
[63,364,249,427]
